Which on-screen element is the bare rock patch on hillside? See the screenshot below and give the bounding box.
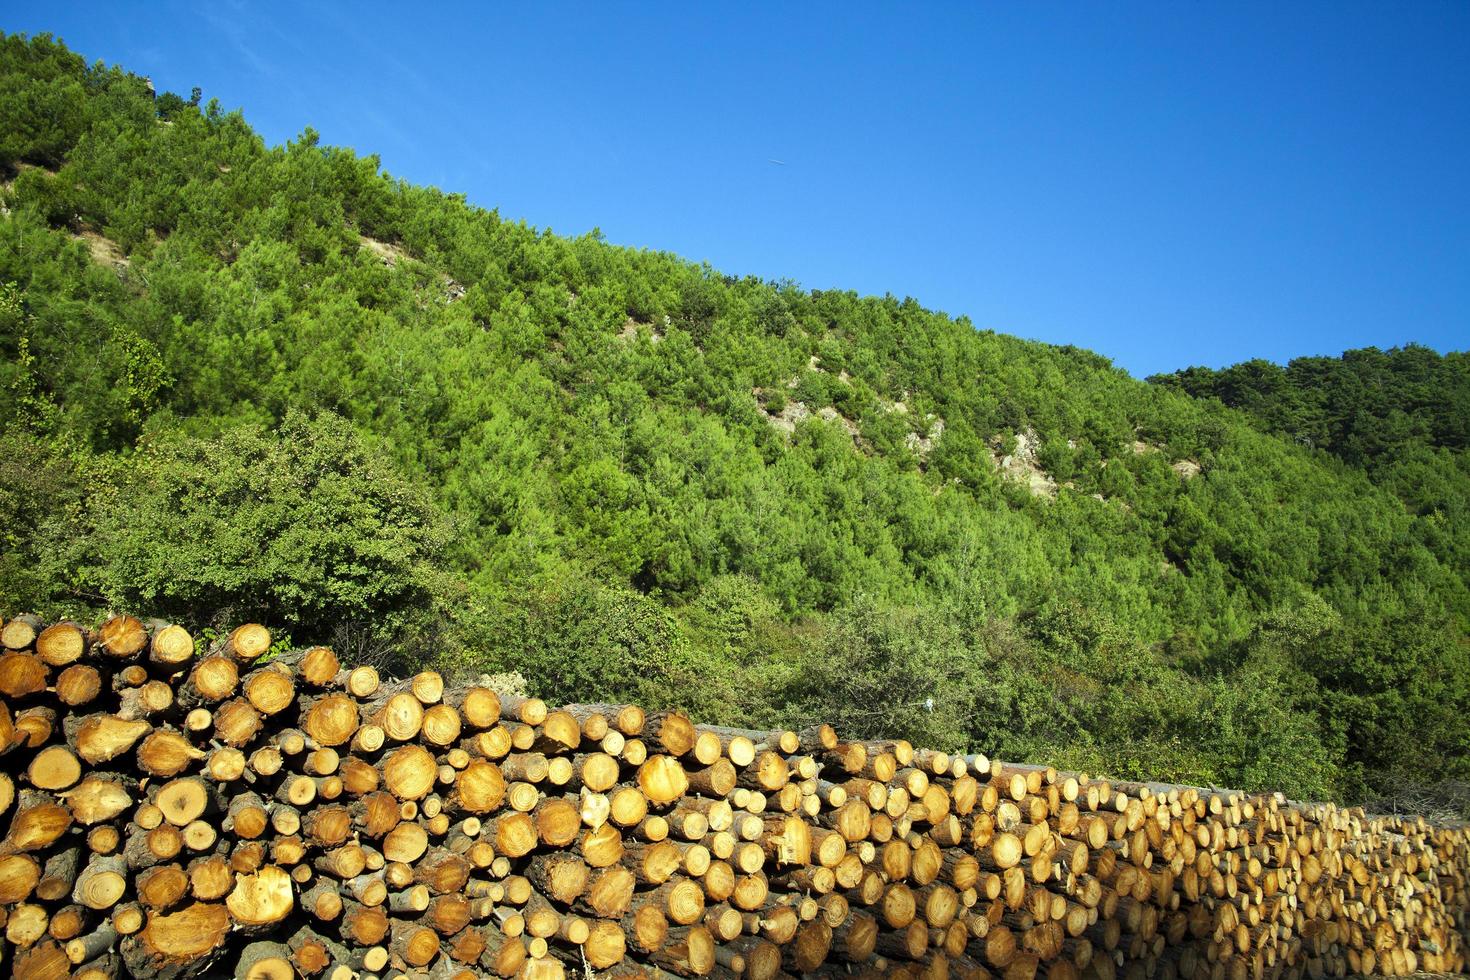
[991,428,1057,499]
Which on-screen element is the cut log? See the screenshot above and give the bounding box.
[5,793,73,852]
[36,845,83,902]
[0,852,42,904]
[55,663,103,707]
[422,702,463,747]
[450,758,506,813]
[456,686,502,728]
[0,651,48,696]
[390,918,441,968]
[26,745,81,791]
[212,697,264,747]
[232,939,295,980]
[383,821,430,863]
[646,710,697,757]
[639,755,689,805]
[576,864,635,919]
[214,623,272,663]
[382,743,437,800]
[581,821,625,868]
[242,665,295,716]
[649,923,715,976]
[301,693,359,747]
[12,940,71,978]
[97,615,148,658]
[1,612,43,649]
[181,655,239,705]
[137,863,190,909]
[122,901,230,978]
[369,690,425,742]
[36,622,87,666]
[187,854,233,901]
[66,924,120,965]
[226,865,294,928]
[148,623,194,667]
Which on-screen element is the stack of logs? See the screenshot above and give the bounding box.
[0,613,1466,980]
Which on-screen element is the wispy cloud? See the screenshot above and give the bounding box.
[313,3,433,101]
[199,4,279,80]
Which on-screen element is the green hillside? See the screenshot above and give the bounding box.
[2,33,1466,810]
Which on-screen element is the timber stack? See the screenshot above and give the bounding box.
[0,613,1466,980]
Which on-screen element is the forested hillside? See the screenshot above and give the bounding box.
[1151,348,1470,611]
[1,33,1466,811]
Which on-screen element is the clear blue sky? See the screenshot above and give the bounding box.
[8,2,1467,377]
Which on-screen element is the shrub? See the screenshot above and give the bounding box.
[58,410,454,655]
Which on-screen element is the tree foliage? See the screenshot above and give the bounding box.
[1,32,1466,809]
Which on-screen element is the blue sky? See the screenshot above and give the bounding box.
[8,2,1467,377]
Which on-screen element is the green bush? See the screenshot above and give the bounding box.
[56,410,454,658]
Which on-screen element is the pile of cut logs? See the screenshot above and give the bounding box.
[0,613,1466,980]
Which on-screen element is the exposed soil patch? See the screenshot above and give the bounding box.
[74,229,129,271]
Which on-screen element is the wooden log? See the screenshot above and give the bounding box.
[686,759,736,798]
[268,645,339,686]
[649,923,714,976]
[740,751,789,792]
[180,655,239,706]
[0,852,41,904]
[98,615,148,658]
[35,621,87,666]
[212,623,272,662]
[383,820,430,863]
[423,702,464,747]
[532,709,582,754]
[341,898,390,946]
[4,792,73,853]
[148,624,194,668]
[65,924,120,966]
[14,704,57,748]
[562,702,645,737]
[581,821,625,869]
[0,651,48,697]
[368,689,425,742]
[117,679,176,720]
[26,744,81,792]
[382,743,437,800]
[478,922,528,977]
[55,663,103,707]
[137,863,190,909]
[229,940,292,980]
[578,864,636,919]
[583,918,627,969]
[12,940,72,979]
[1,612,43,649]
[132,730,204,779]
[449,758,506,813]
[301,693,360,747]
[4,902,51,950]
[120,901,230,978]
[412,847,471,896]
[35,845,83,902]
[242,665,295,716]
[226,865,295,929]
[154,777,211,827]
[623,904,670,954]
[187,854,233,901]
[535,797,583,847]
[639,756,689,806]
[390,917,441,968]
